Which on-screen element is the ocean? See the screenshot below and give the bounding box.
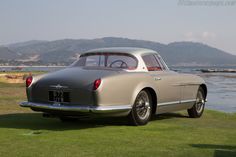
[1,66,236,113]
[173,66,236,113]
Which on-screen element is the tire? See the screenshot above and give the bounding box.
[59,116,78,122]
[188,87,205,118]
[128,90,152,126]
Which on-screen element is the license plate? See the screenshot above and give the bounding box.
[49,91,70,103]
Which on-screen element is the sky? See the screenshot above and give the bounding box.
[0,0,236,55]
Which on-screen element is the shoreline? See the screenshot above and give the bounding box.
[0,65,66,67]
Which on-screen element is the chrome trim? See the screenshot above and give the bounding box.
[158,101,179,106]
[158,99,196,106]
[154,77,162,81]
[19,101,132,113]
[50,84,68,89]
[180,99,196,103]
[173,83,200,86]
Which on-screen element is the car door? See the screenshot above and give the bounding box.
[142,54,182,113]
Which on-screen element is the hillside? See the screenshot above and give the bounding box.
[162,42,236,66]
[1,37,236,66]
[0,47,20,60]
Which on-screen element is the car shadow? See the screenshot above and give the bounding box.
[0,113,129,131]
[0,112,188,131]
[191,144,236,157]
[152,112,189,120]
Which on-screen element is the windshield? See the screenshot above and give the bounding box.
[72,53,138,70]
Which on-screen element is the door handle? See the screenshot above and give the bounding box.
[154,77,162,81]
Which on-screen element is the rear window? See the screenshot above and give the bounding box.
[72,53,138,70]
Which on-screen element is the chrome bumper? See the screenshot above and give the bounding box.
[20,101,132,113]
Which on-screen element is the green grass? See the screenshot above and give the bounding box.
[0,71,45,74]
[0,71,45,84]
[0,82,236,157]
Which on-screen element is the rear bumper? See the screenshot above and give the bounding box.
[20,101,132,114]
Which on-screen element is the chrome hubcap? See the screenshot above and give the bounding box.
[135,92,151,120]
[196,91,205,113]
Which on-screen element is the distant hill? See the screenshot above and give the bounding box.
[7,40,47,49]
[0,46,20,60]
[1,37,236,66]
[161,42,236,66]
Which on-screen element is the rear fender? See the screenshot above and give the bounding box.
[130,82,158,107]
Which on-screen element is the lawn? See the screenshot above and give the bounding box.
[0,82,235,157]
[0,71,45,83]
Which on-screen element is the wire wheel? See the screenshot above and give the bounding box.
[188,87,206,118]
[134,91,151,120]
[196,90,205,114]
[128,90,152,125]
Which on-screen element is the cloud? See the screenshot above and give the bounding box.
[184,31,197,41]
[184,31,216,42]
[202,31,216,39]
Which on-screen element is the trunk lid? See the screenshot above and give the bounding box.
[31,67,124,105]
[36,67,121,89]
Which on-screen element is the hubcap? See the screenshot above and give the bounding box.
[196,91,205,113]
[135,92,151,120]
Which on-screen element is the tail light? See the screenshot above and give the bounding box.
[93,79,101,90]
[26,76,33,87]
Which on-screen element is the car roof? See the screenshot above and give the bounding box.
[84,47,159,56]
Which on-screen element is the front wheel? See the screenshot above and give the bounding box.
[128,90,152,126]
[188,87,205,118]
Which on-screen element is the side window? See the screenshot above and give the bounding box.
[85,55,105,67]
[142,54,162,71]
[154,54,166,70]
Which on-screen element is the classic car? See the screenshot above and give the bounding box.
[20,47,207,125]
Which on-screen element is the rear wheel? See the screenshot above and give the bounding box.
[188,87,205,118]
[128,90,152,126]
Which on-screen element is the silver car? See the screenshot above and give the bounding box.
[20,47,207,125]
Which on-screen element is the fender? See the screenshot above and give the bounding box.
[130,81,158,107]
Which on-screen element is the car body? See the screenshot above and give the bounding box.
[20,47,207,125]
